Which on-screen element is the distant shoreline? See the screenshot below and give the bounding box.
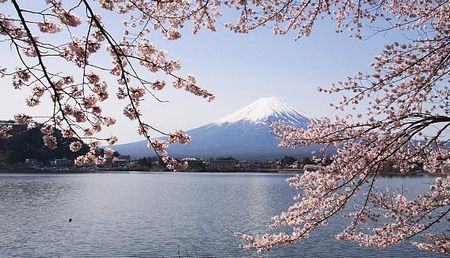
[0,169,446,177]
[0,169,283,174]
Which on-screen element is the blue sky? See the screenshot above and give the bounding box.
[0,5,404,143]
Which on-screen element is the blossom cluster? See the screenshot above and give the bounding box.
[0,125,12,139]
[40,124,57,149]
[147,130,191,170]
[413,233,450,254]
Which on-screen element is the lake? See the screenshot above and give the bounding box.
[0,172,446,257]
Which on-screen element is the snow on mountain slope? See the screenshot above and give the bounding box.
[114,97,318,159]
[213,97,309,126]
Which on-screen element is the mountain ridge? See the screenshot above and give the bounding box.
[114,97,320,159]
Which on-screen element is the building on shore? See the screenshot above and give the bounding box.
[50,158,72,167]
[205,157,238,171]
[112,155,131,167]
[25,158,43,168]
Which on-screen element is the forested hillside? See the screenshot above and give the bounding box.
[0,121,88,165]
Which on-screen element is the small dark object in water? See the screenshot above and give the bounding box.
[69,218,72,222]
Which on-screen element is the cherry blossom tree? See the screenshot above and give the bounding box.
[231,0,450,254]
[0,0,448,254]
[0,0,217,169]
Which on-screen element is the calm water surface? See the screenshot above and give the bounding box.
[0,172,446,257]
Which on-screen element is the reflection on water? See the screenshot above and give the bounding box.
[0,173,445,257]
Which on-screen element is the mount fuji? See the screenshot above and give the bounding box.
[114,97,320,159]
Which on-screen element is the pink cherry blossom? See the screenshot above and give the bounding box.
[42,135,57,149]
[69,141,83,152]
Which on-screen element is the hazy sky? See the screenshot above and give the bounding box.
[0,8,404,143]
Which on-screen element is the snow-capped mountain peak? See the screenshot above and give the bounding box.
[113,97,317,158]
[213,97,309,126]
